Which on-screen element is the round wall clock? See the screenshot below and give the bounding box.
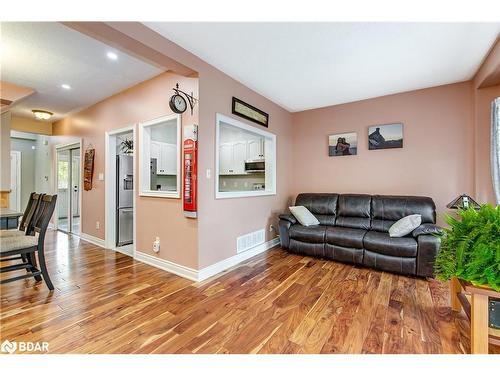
[169,94,187,114]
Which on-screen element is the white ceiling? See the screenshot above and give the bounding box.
[146,22,500,112]
[1,22,163,121]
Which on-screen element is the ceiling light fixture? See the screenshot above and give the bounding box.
[107,51,118,60]
[61,84,71,90]
[32,109,53,121]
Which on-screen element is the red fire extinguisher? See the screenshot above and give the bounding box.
[183,124,198,218]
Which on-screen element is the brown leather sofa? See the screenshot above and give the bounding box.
[279,193,441,277]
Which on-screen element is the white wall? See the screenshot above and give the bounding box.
[10,135,36,210]
[35,135,54,194]
[0,112,11,191]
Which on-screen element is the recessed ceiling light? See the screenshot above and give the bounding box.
[107,51,118,60]
[61,84,71,90]
[32,109,53,121]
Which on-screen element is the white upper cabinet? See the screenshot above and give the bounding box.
[150,141,160,168]
[162,143,177,175]
[232,141,247,174]
[150,141,177,175]
[219,143,233,175]
[247,139,264,160]
[218,140,263,175]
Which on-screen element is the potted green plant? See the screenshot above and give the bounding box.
[120,139,133,154]
[434,204,500,291]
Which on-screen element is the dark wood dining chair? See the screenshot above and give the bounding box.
[0,194,58,290]
[0,192,42,238]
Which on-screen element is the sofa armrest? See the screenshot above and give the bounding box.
[412,223,442,237]
[279,214,297,224]
[278,214,296,249]
[416,234,441,278]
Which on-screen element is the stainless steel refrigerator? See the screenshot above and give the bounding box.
[116,154,133,247]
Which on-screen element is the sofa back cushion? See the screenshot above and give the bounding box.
[371,195,436,232]
[335,194,372,230]
[295,193,338,226]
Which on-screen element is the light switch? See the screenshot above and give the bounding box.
[98,173,104,181]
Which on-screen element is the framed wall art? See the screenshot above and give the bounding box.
[368,123,403,150]
[328,132,358,156]
[232,97,269,127]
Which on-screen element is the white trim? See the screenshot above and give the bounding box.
[104,125,136,257]
[134,251,199,281]
[138,114,181,199]
[114,244,134,257]
[55,141,81,150]
[79,232,106,248]
[215,113,277,199]
[53,139,83,233]
[10,130,37,140]
[197,237,280,281]
[133,237,279,282]
[10,150,21,212]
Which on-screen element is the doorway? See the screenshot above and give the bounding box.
[9,151,21,212]
[56,143,81,235]
[105,126,135,257]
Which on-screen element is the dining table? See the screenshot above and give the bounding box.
[0,208,23,230]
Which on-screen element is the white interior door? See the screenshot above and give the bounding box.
[56,145,81,234]
[9,151,21,212]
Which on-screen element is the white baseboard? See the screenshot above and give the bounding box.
[79,232,106,248]
[113,244,134,257]
[78,233,280,282]
[134,251,199,281]
[197,237,280,282]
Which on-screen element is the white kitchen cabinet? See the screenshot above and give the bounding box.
[219,139,265,175]
[162,143,177,175]
[219,143,233,175]
[150,141,160,165]
[247,139,264,160]
[151,141,177,175]
[232,141,247,174]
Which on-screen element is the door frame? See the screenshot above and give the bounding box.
[54,140,83,233]
[10,151,21,212]
[105,125,136,257]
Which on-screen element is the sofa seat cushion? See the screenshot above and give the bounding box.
[325,226,367,248]
[363,231,417,257]
[363,250,416,275]
[289,225,326,243]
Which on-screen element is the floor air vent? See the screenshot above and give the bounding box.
[237,229,265,253]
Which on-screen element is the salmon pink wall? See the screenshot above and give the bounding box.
[94,23,294,268]
[57,23,497,273]
[291,82,475,225]
[53,72,200,268]
[57,23,293,270]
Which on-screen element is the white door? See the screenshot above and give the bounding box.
[9,151,21,212]
[219,143,233,175]
[56,145,81,234]
[233,141,247,174]
[247,139,263,160]
[159,143,168,174]
[150,141,161,173]
[164,143,177,175]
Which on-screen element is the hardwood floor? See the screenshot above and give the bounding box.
[1,230,497,354]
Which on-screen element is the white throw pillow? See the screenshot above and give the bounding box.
[289,206,320,226]
[389,214,422,237]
